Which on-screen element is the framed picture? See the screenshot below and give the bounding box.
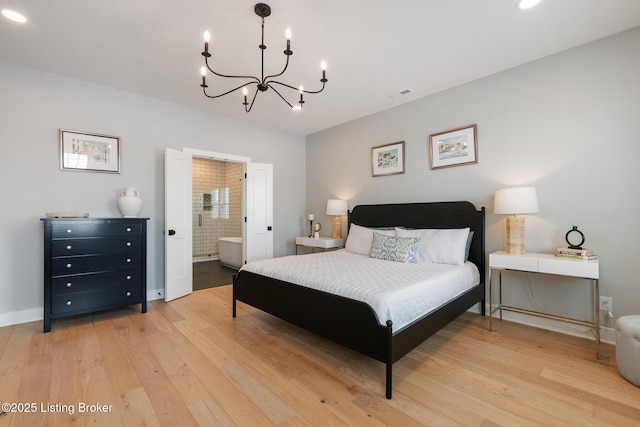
[371,141,405,177]
[60,129,121,173]
[429,124,478,169]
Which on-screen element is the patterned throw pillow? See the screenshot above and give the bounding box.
[370,232,420,263]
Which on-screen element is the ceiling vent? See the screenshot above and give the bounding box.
[389,89,414,99]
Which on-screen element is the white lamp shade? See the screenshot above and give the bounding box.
[494,187,539,215]
[325,199,348,216]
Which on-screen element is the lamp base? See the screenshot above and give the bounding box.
[332,216,342,240]
[506,216,526,254]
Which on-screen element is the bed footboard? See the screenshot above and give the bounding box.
[234,270,391,362]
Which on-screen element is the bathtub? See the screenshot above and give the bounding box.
[218,237,243,269]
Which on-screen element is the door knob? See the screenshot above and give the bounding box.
[168,229,176,236]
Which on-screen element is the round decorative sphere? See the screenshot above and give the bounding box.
[313,223,321,232]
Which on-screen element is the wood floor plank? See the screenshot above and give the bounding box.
[93,316,144,395]
[0,324,34,398]
[0,285,635,426]
[117,386,162,427]
[5,323,51,427]
[110,311,201,427]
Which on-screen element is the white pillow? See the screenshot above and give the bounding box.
[395,227,470,265]
[345,224,395,256]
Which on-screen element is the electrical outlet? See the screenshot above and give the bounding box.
[599,296,612,312]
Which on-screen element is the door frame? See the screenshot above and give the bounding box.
[183,148,252,265]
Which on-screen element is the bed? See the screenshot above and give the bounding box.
[232,201,486,398]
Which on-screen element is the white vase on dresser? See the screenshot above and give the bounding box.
[117,187,142,218]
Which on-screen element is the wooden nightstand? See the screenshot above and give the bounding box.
[489,250,600,357]
[295,236,344,254]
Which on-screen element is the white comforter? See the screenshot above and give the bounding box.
[240,249,480,332]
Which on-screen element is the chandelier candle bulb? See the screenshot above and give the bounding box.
[203,31,210,55]
[200,67,207,87]
[321,60,327,81]
[242,87,248,105]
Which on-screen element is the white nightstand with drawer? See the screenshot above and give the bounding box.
[295,237,344,254]
[489,251,600,357]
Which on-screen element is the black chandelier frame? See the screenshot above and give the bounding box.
[200,3,328,112]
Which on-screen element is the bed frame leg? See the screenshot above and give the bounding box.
[386,320,393,399]
[386,362,392,399]
[232,273,237,318]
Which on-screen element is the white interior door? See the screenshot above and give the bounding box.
[245,162,273,263]
[164,147,193,301]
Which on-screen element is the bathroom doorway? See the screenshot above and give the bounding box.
[192,158,243,260]
[165,147,272,301]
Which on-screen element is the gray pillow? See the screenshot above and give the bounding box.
[370,232,420,263]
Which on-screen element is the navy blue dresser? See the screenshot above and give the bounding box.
[41,217,148,332]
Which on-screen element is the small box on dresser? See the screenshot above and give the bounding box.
[41,217,149,333]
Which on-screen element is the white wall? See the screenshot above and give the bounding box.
[0,60,306,326]
[306,27,640,333]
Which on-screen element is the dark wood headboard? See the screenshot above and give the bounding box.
[348,201,486,283]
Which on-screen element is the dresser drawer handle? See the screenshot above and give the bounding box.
[66,263,72,269]
[126,242,132,247]
[126,258,132,263]
[66,282,72,288]
[66,229,72,234]
[126,227,132,232]
[126,291,131,297]
[66,300,72,306]
[126,275,132,280]
[66,245,72,250]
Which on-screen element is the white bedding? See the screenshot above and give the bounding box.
[240,249,480,332]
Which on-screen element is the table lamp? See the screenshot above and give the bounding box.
[494,186,539,254]
[325,199,348,239]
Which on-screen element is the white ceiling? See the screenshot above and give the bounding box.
[2,0,640,136]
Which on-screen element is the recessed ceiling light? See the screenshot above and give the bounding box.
[516,0,541,10]
[1,9,27,23]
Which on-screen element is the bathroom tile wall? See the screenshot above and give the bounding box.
[192,158,243,258]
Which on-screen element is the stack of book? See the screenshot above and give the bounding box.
[555,247,597,260]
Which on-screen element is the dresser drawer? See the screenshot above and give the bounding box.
[52,236,142,256]
[51,268,142,295]
[51,221,142,238]
[52,254,141,276]
[52,286,142,315]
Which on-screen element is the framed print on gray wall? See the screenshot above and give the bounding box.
[429,124,478,169]
[59,129,121,173]
[371,141,405,177]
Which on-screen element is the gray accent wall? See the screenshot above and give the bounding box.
[306,27,640,330]
[0,60,306,325]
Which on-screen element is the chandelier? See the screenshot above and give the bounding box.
[199,3,328,112]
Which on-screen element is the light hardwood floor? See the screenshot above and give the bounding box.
[1,285,638,426]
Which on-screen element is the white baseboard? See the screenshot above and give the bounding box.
[0,289,165,329]
[148,288,164,301]
[0,307,42,329]
[485,305,615,345]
